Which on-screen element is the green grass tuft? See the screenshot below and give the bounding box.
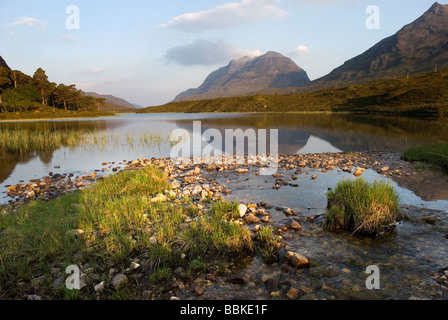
[323,178,401,236]
[403,143,448,170]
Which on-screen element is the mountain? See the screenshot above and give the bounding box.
[84,92,137,112]
[174,51,310,101]
[313,2,448,87]
[0,56,10,70]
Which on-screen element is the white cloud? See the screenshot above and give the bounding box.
[165,39,262,65]
[296,45,309,54]
[92,68,103,73]
[11,17,47,29]
[159,0,286,33]
[288,45,309,58]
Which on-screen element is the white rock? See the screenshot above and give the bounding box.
[94,281,105,292]
[238,204,247,217]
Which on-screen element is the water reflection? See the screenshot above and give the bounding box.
[1,113,448,205]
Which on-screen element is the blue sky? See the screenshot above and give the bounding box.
[0,0,442,106]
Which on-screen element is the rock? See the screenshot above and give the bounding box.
[130,261,140,270]
[52,276,65,289]
[193,285,205,296]
[111,274,128,290]
[94,281,105,292]
[247,203,258,209]
[353,170,363,177]
[150,193,167,203]
[32,275,46,287]
[289,220,302,231]
[311,175,318,180]
[238,204,247,217]
[236,168,248,173]
[261,216,270,223]
[27,295,43,300]
[192,185,203,195]
[27,190,36,198]
[285,251,309,268]
[244,214,260,224]
[283,208,292,215]
[301,286,314,294]
[228,277,246,285]
[170,180,181,189]
[380,166,390,173]
[182,176,196,184]
[264,277,278,292]
[286,287,300,300]
[66,229,84,237]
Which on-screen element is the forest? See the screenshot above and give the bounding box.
[0,65,105,114]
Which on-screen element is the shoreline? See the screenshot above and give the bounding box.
[1,151,448,301]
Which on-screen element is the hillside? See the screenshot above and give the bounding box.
[312,2,448,88]
[174,51,310,101]
[0,56,10,70]
[84,92,137,112]
[139,69,448,117]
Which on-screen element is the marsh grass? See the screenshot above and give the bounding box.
[323,178,401,236]
[403,143,448,170]
[0,165,254,299]
[0,128,169,153]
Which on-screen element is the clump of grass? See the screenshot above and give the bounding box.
[403,143,448,170]
[256,226,281,263]
[323,178,401,236]
[0,165,255,299]
[181,201,254,260]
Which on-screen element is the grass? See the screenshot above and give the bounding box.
[0,165,255,299]
[403,143,448,170]
[0,128,169,153]
[138,69,448,118]
[255,226,281,264]
[323,178,401,236]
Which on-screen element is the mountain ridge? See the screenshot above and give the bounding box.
[0,56,10,70]
[174,51,310,101]
[312,2,448,87]
[84,92,137,110]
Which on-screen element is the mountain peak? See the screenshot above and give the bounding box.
[0,56,11,70]
[314,2,448,86]
[262,51,285,58]
[174,52,310,101]
[427,2,446,13]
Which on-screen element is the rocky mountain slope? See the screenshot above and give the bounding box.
[313,2,448,87]
[174,51,310,101]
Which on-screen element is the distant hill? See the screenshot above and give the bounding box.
[312,2,448,88]
[139,69,448,116]
[84,92,137,112]
[174,51,310,101]
[0,56,10,70]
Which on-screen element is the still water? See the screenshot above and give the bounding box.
[1,113,447,207]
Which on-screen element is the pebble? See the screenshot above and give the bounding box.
[285,251,309,268]
[238,204,247,217]
[286,287,300,300]
[111,274,128,290]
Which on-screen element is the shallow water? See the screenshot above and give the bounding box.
[1,113,448,205]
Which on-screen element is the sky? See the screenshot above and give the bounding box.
[0,0,443,106]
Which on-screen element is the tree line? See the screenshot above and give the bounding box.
[0,66,105,113]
